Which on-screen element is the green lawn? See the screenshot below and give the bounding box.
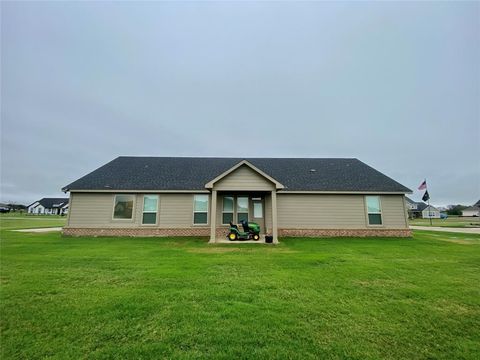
[409,216,480,228]
[1,219,479,359]
[0,212,67,230]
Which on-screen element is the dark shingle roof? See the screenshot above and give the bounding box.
[29,198,69,208]
[416,203,428,211]
[62,157,412,193]
[405,196,416,205]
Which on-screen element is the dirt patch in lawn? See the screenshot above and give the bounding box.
[187,247,299,254]
[187,247,244,254]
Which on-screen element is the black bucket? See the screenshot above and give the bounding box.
[265,235,273,244]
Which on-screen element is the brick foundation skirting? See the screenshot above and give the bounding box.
[63,227,210,237]
[63,227,411,238]
[278,228,412,237]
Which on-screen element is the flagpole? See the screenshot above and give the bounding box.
[426,178,432,226]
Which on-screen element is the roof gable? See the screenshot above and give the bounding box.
[421,204,439,212]
[416,202,428,211]
[205,160,284,190]
[27,201,40,208]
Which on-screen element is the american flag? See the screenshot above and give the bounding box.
[418,180,427,191]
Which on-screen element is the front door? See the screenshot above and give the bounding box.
[251,197,265,235]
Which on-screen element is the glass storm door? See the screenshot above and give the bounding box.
[251,197,265,235]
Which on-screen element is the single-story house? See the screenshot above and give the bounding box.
[404,197,440,219]
[62,157,412,242]
[0,202,10,213]
[419,203,441,219]
[27,198,69,215]
[462,200,480,217]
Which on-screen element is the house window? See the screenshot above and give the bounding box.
[113,195,134,219]
[253,201,263,218]
[366,196,382,225]
[222,196,234,224]
[237,196,249,223]
[142,195,159,224]
[193,194,209,224]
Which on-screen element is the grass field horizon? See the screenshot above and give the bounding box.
[409,215,480,228]
[1,217,479,359]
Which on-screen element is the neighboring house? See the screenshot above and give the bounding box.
[27,198,69,215]
[419,203,441,219]
[405,197,421,218]
[462,200,480,217]
[62,157,412,242]
[0,202,10,213]
[404,197,440,219]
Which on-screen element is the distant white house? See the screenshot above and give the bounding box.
[27,198,69,215]
[421,204,441,219]
[462,200,480,217]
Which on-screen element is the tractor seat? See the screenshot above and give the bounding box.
[241,220,250,232]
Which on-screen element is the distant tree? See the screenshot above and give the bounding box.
[7,203,27,212]
[446,205,468,216]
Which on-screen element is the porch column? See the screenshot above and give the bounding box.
[271,190,278,244]
[209,190,217,243]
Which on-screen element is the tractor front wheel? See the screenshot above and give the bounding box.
[253,234,260,241]
[228,232,237,241]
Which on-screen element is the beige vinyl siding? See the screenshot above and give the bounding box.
[160,194,198,227]
[277,194,366,229]
[68,192,408,230]
[381,195,409,228]
[68,193,133,228]
[68,192,209,228]
[213,165,275,191]
[277,194,408,229]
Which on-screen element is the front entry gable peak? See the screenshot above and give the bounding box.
[205,160,284,190]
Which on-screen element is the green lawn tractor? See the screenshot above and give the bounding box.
[227,220,261,241]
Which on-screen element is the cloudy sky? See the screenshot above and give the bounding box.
[1,1,479,206]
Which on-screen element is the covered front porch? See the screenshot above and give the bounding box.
[204,160,283,244]
[209,191,278,243]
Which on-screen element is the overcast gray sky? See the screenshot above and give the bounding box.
[1,1,479,206]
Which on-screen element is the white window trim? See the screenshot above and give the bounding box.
[222,196,234,225]
[236,196,249,223]
[365,195,383,227]
[142,195,159,226]
[112,194,136,221]
[193,194,209,226]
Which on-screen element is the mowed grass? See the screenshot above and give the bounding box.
[1,219,479,359]
[0,213,67,230]
[409,216,480,228]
